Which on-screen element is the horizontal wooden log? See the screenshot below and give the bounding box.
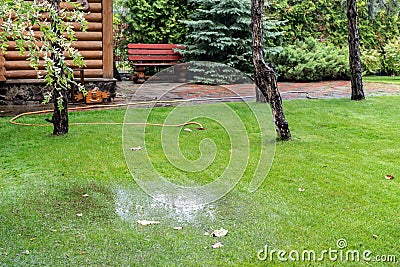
[3,51,28,60]
[65,0,101,2]
[26,0,101,3]
[72,22,102,31]
[45,12,102,22]
[26,31,102,41]
[60,3,101,12]
[73,41,103,50]
[5,61,36,70]
[5,70,39,79]
[74,31,102,40]
[62,31,103,40]
[0,56,5,66]
[0,67,6,76]
[13,12,102,23]
[32,2,102,12]
[128,49,179,55]
[72,0,101,3]
[6,41,102,50]
[4,50,103,60]
[6,69,103,79]
[85,13,102,22]
[32,22,102,32]
[5,60,103,70]
[127,44,185,50]
[128,55,182,61]
[5,41,43,50]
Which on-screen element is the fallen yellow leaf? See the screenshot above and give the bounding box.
[212,242,224,249]
[137,220,160,226]
[212,228,228,237]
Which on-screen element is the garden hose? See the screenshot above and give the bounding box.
[8,91,311,129]
[9,99,206,130]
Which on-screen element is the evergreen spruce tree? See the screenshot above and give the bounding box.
[181,0,282,83]
[182,0,253,75]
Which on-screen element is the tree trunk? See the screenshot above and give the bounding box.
[347,0,365,100]
[51,0,69,135]
[251,0,291,141]
[51,89,69,135]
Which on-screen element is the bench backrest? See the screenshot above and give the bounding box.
[127,44,185,62]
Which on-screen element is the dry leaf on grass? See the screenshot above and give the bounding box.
[137,220,160,226]
[212,242,224,249]
[298,188,305,192]
[385,174,394,180]
[212,228,228,237]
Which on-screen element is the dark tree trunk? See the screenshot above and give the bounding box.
[51,89,69,135]
[347,0,365,100]
[50,0,69,135]
[251,0,291,141]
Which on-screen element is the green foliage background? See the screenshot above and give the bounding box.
[116,0,400,80]
[269,0,400,50]
[121,0,190,44]
[270,38,350,81]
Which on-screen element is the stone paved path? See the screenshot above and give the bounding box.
[2,80,400,117]
[115,80,400,103]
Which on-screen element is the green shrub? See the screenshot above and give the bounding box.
[383,37,400,75]
[121,0,190,44]
[270,38,350,82]
[360,48,382,75]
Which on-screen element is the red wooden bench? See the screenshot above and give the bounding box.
[127,43,185,83]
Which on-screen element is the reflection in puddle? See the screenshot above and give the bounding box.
[115,188,217,226]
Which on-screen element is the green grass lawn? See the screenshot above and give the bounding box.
[1,96,400,266]
[364,75,400,84]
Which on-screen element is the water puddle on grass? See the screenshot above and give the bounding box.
[114,188,217,226]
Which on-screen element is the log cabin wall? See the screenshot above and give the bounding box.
[0,0,115,104]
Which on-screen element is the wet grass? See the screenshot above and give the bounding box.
[364,75,400,84]
[1,96,400,266]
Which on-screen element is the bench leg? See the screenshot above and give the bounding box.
[134,66,146,84]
